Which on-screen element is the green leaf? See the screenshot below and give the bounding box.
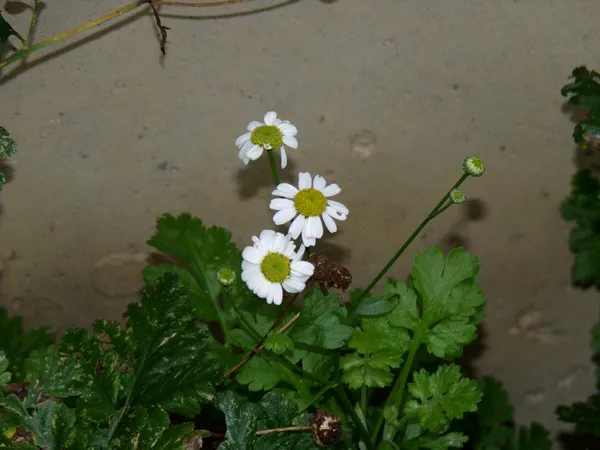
[406,432,468,450]
[386,281,420,330]
[290,289,352,374]
[0,15,24,58]
[412,247,485,358]
[109,405,170,450]
[236,357,294,392]
[561,66,600,146]
[146,213,253,322]
[556,394,600,436]
[352,293,398,317]
[404,364,481,434]
[20,401,76,449]
[341,318,410,389]
[0,306,54,381]
[152,423,195,450]
[217,391,259,449]
[25,346,86,398]
[0,351,10,386]
[264,334,294,355]
[592,323,600,353]
[474,377,514,428]
[560,170,600,285]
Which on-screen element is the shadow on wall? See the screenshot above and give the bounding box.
[438,197,489,253]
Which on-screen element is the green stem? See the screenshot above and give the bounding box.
[370,326,424,445]
[25,0,43,47]
[333,386,374,450]
[361,386,367,416]
[0,0,142,70]
[267,149,280,185]
[360,173,469,299]
[431,201,452,218]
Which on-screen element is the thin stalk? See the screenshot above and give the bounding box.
[0,1,142,70]
[26,0,43,47]
[370,326,424,445]
[360,173,469,299]
[267,149,280,185]
[431,201,452,218]
[333,386,373,450]
[361,386,367,417]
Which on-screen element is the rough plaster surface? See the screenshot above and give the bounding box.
[1,0,599,445]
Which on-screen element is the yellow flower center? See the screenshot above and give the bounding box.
[294,188,327,217]
[260,252,291,283]
[251,125,283,150]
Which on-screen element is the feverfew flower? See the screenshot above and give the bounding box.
[235,111,298,169]
[241,230,314,305]
[463,156,485,177]
[270,172,349,247]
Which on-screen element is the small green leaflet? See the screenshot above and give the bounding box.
[0,351,11,386]
[341,317,409,389]
[556,394,600,437]
[561,66,600,146]
[404,364,481,434]
[0,126,17,159]
[352,293,398,317]
[560,170,600,285]
[0,306,54,381]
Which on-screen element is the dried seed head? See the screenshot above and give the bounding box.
[311,410,343,446]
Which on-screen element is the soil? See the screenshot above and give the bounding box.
[1,1,600,448]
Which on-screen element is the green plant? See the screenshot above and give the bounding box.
[1,107,497,449]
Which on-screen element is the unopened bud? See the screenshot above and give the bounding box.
[217,268,236,287]
[449,188,466,204]
[463,156,485,177]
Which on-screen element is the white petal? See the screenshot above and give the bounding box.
[274,118,283,126]
[242,246,263,264]
[291,260,315,277]
[282,277,306,293]
[247,121,262,131]
[311,216,324,239]
[257,278,271,300]
[298,172,312,190]
[293,244,306,261]
[272,233,287,253]
[246,145,264,160]
[302,225,316,247]
[289,215,306,239]
[259,229,277,244]
[264,111,277,126]
[278,123,297,136]
[272,183,299,199]
[270,198,294,211]
[270,283,284,305]
[282,135,298,149]
[322,212,338,233]
[327,200,349,216]
[273,208,297,225]
[235,132,251,148]
[280,147,287,169]
[326,206,347,221]
[322,183,341,197]
[313,175,327,190]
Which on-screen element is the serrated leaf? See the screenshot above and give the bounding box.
[152,423,195,450]
[20,401,76,449]
[217,391,259,449]
[352,293,398,317]
[556,394,600,436]
[341,318,410,389]
[404,364,481,434]
[264,334,294,355]
[406,432,468,450]
[410,247,485,358]
[0,306,54,381]
[386,280,420,330]
[25,346,85,398]
[236,357,287,392]
[0,351,10,386]
[0,126,17,159]
[110,405,170,450]
[290,289,352,375]
[146,213,254,323]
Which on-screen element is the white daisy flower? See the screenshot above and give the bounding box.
[235,111,298,169]
[241,230,314,305]
[269,172,349,247]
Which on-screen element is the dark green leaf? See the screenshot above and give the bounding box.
[0,15,24,58]
[352,293,398,317]
[556,394,600,436]
[216,391,259,449]
[404,364,481,434]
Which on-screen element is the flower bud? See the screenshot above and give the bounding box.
[463,156,485,177]
[217,268,236,287]
[450,188,466,204]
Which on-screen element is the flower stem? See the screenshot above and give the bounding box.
[370,326,424,444]
[360,173,469,299]
[333,386,374,450]
[255,426,312,435]
[361,386,367,416]
[267,150,280,186]
[25,0,43,47]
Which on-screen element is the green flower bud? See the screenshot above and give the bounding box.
[463,156,485,177]
[217,268,236,287]
[450,188,466,204]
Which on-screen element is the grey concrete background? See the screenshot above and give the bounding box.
[1,0,599,445]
